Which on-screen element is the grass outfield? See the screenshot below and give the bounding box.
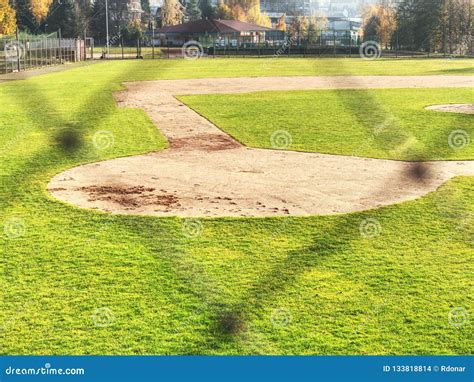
[179,88,474,160]
[52,56,474,80]
[0,59,472,355]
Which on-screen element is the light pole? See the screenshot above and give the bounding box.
[105,0,110,57]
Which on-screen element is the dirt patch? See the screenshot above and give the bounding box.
[79,185,179,209]
[425,104,474,114]
[170,134,241,151]
[48,76,474,217]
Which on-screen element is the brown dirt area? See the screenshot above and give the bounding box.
[47,76,474,217]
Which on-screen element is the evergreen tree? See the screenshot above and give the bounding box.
[413,0,443,51]
[186,0,201,21]
[199,0,214,18]
[46,0,80,37]
[141,0,150,14]
[11,0,38,32]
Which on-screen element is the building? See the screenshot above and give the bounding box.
[261,0,313,25]
[155,18,282,47]
[127,0,144,22]
[315,0,380,19]
[321,17,361,46]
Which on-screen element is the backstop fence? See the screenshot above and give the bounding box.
[0,32,87,74]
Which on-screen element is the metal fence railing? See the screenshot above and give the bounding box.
[0,31,87,74]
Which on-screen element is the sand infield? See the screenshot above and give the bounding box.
[48,76,474,217]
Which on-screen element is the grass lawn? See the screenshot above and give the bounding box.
[0,59,472,355]
[179,88,474,160]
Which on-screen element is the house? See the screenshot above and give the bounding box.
[154,18,282,48]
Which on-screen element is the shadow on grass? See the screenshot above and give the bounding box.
[1,57,472,354]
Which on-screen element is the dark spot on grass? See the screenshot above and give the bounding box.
[216,310,246,336]
[55,128,84,153]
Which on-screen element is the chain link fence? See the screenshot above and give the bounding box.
[0,31,87,74]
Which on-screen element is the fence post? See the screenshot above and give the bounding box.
[152,22,155,59]
[16,27,21,72]
[58,29,62,64]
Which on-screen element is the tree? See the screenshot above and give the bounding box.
[90,0,132,41]
[216,0,231,20]
[439,0,473,55]
[30,0,53,22]
[199,0,214,18]
[0,0,16,35]
[140,0,150,14]
[161,0,183,26]
[362,4,397,47]
[289,16,308,43]
[120,19,143,44]
[307,13,328,43]
[246,0,271,27]
[186,0,201,21]
[230,3,246,21]
[11,0,38,32]
[46,0,80,37]
[76,0,92,35]
[276,13,286,31]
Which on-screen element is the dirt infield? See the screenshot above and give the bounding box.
[48,76,474,217]
[425,104,474,114]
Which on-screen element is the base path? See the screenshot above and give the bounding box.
[48,76,474,217]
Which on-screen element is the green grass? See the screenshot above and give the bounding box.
[0,59,472,355]
[92,46,164,58]
[179,88,474,160]
[47,56,474,81]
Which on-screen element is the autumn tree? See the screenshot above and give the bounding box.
[362,4,397,47]
[30,0,53,22]
[307,12,328,43]
[289,16,308,44]
[161,0,183,26]
[246,0,271,27]
[276,13,286,31]
[0,0,16,35]
[230,3,246,21]
[216,0,231,20]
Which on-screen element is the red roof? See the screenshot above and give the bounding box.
[157,19,274,34]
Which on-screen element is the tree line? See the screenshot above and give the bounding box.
[0,0,472,55]
[362,0,473,54]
